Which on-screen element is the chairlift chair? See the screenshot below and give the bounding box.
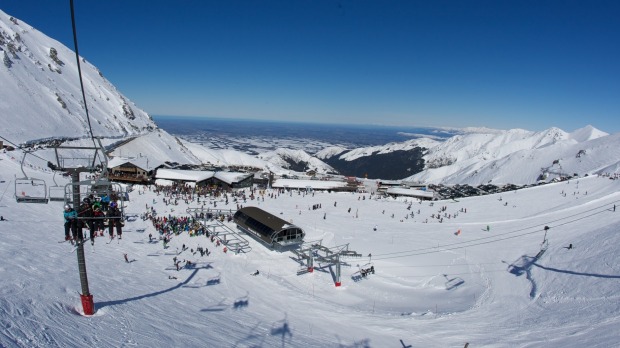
[14,151,48,204]
[63,178,126,238]
[48,171,66,202]
[64,178,126,219]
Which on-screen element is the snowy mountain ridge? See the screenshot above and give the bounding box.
[407,125,616,184]
[2,8,618,186]
[2,10,620,347]
[0,10,156,146]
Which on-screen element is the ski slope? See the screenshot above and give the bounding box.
[1,150,620,347]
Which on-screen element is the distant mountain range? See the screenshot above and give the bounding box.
[2,9,619,185]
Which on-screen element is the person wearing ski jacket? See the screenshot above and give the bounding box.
[92,201,105,243]
[77,197,94,242]
[100,194,110,212]
[107,202,123,239]
[63,204,77,241]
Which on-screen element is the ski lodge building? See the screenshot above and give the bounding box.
[233,206,305,248]
[385,187,435,200]
[271,177,359,192]
[155,168,253,190]
[107,156,165,183]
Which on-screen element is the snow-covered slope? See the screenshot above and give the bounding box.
[407,126,613,184]
[183,140,268,169]
[107,130,201,165]
[3,8,618,187]
[325,138,440,162]
[0,10,156,145]
[2,145,620,347]
[257,148,336,174]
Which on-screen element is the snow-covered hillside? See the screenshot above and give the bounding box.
[3,8,619,188]
[2,9,620,346]
[2,143,620,347]
[257,148,337,174]
[407,125,618,184]
[0,10,156,145]
[106,130,201,165]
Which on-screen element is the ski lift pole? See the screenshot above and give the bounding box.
[71,170,94,315]
[335,254,341,287]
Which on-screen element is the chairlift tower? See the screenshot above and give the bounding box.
[49,140,109,315]
[294,242,362,287]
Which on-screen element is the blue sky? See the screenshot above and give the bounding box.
[3,1,620,133]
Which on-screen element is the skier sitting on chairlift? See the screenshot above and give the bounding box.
[63,204,77,241]
[107,202,123,239]
[77,197,94,243]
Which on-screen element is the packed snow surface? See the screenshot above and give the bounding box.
[1,150,620,347]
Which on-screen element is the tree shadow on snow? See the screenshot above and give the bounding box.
[95,268,200,310]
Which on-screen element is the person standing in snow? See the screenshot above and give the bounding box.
[63,204,77,241]
[108,201,123,239]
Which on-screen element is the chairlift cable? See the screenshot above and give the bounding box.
[0,179,11,204]
[372,200,620,261]
[69,0,96,147]
[0,135,50,163]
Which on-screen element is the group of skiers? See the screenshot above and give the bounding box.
[63,195,123,245]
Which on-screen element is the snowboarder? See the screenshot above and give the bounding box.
[252,270,260,276]
[564,243,573,250]
[124,253,129,263]
[0,216,4,221]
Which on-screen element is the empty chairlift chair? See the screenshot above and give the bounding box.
[14,151,48,204]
